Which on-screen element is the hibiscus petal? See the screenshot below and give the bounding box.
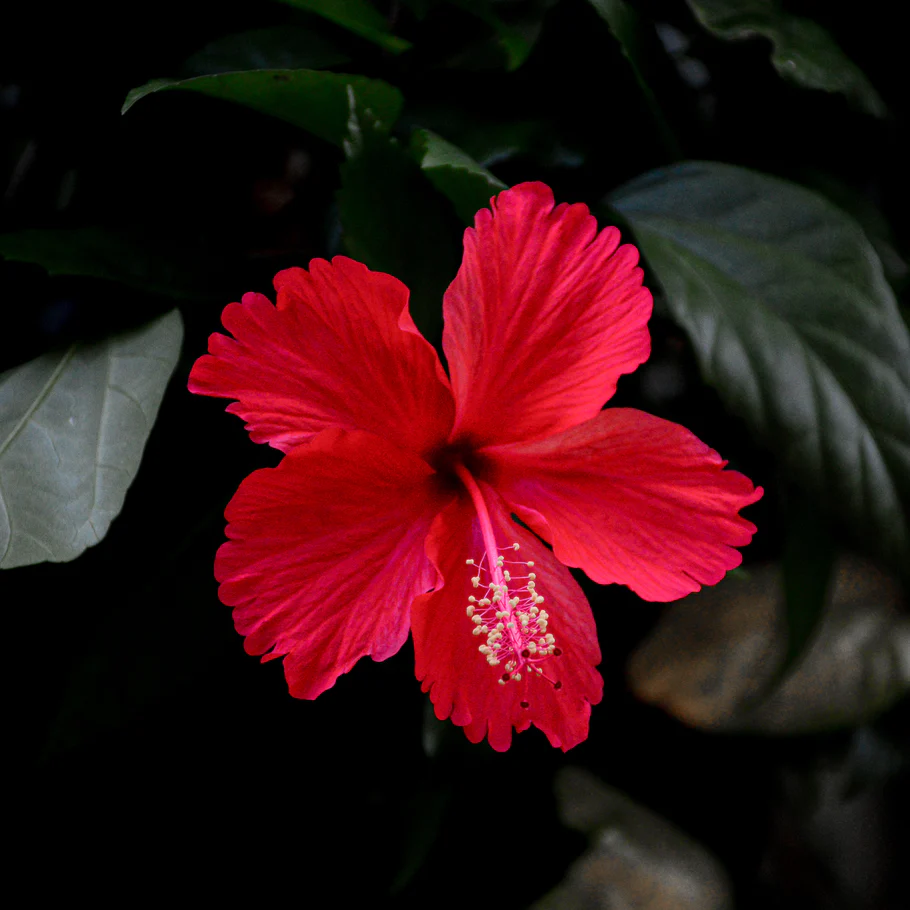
[443,182,652,448]
[411,484,603,751]
[479,409,763,602]
[189,256,454,459]
[215,429,451,699]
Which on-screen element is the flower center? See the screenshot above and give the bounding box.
[452,462,562,696]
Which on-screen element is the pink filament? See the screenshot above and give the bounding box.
[453,462,558,684]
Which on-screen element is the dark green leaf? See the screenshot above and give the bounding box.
[40,504,223,758]
[611,161,910,566]
[449,0,541,71]
[0,227,214,300]
[805,171,908,289]
[182,26,350,75]
[338,93,462,344]
[0,311,183,569]
[400,0,438,19]
[586,0,681,157]
[410,129,506,225]
[401,107,563,168]
[276,0,412,53]
[780,489,835,676]
[123,69,403,146]
[390,764,452,894]
[684,0,886,116]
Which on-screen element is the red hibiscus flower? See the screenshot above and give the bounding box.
[189,182,762,751]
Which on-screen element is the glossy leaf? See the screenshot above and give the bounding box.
[611,161,910,566]
[181,27,350,75]
[276,0,411,53]
[684,0,885,116]
[0,310,183,568]
[123,70,403,146]
[628,557,910,733]
[410,129,506,225]
[533,767,733,910]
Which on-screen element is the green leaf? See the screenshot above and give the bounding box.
[181,26,350,75]
[276,0,412,53]
[537,768,733,910]
[0,310,183,569]
[684,0,886,117]
[628,557,910,734]
[338,93,462,344]
[123,69,403,146]
[41,506,222,757]
[401,108,561,168]
[804,171,908,289]
[448,0,539,71]
[780,489,835,677]
[0,227,214,300]
[390,763,452,894]
[611,161,910,566]
[586,0,680,157]
[410,129,506,225]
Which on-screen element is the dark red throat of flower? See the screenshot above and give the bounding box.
[453,463,562,693]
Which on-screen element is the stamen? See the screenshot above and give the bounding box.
[452,462,563,697]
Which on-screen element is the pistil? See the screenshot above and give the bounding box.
[453,463,561,690]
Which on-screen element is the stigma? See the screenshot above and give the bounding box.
[465,542,562,686]
[449,460,563,696]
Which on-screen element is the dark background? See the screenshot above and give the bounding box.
[3,1,908,906]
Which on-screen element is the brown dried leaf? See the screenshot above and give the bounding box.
[627,557,909,733]
[531,767,732,910]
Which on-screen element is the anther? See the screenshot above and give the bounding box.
[463,519,559,686]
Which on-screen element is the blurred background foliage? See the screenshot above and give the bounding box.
[2,0,908,906]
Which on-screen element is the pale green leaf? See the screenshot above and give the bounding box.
[0,311,183,568]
